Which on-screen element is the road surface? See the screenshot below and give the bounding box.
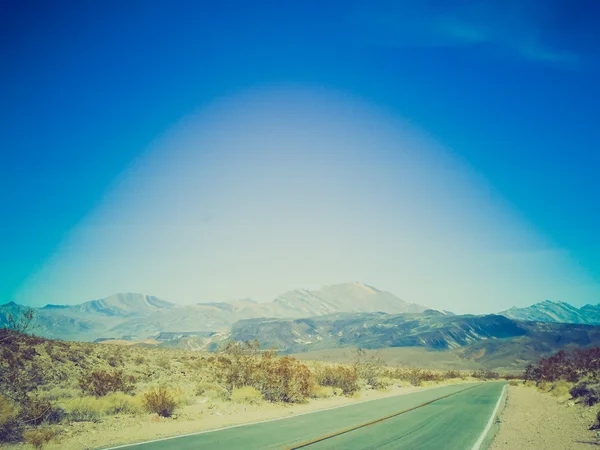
[108,382,506,450]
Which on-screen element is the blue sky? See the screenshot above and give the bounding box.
[2,1,600,310]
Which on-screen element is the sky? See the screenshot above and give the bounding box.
[1,0,600,313]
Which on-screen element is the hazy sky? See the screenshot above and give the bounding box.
[2,1,600,312]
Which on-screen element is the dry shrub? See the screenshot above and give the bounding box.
[21,396,64,426]
[443,370,463,379]
[0,395,21,442]
[214,347,313,403]
[313,364,359,395]
[142,387,176,417]
[352,349,385,389]
[22,427,56,449]
[79,370,135,397]
[472,369,500,380]
[525,347,600,384]
[231,386,262,404]
[395,368,443,386]
[257,354,312,403]
[508,380,519,387]
[570,380,600,406]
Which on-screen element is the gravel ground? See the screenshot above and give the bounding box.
[490,385,598,450]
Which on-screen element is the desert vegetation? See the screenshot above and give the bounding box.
[1,318,502,449]
[524,346,600,427]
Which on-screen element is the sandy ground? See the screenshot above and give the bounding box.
[490,385,598,450]
[2,383,470,450]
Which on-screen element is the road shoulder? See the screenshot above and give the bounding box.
[489,385,597,449]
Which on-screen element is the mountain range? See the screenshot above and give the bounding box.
[154,310,600,370]
[2,283,599,370]
[0,283,426,341]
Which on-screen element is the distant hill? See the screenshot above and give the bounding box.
[222,311,600,370]
[499,300,600,325]
[65,293,177,316]
[0,282,427,341]
[227,312,528,353]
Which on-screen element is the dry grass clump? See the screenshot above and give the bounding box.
[549,380,573,398]
[142,386,177,417]
[311,385,335,399]
[536,381,551,392]
[231,386,263,404]
[62,393,142,421]
[195,381,230,401]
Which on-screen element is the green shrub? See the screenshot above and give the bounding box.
[231,386,263,404]
[508,380,519,387]
[78,370,135,397]
[142,387,176,417]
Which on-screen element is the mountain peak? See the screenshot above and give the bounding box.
[500,300,595,325]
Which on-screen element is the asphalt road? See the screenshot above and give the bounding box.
[108,382,506,450]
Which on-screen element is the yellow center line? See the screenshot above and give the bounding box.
[287,383,484,449]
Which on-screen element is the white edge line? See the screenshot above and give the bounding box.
[103,383,474,450]
[471,384,507,450]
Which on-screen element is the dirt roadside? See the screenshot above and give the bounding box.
[489,385,598,450]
